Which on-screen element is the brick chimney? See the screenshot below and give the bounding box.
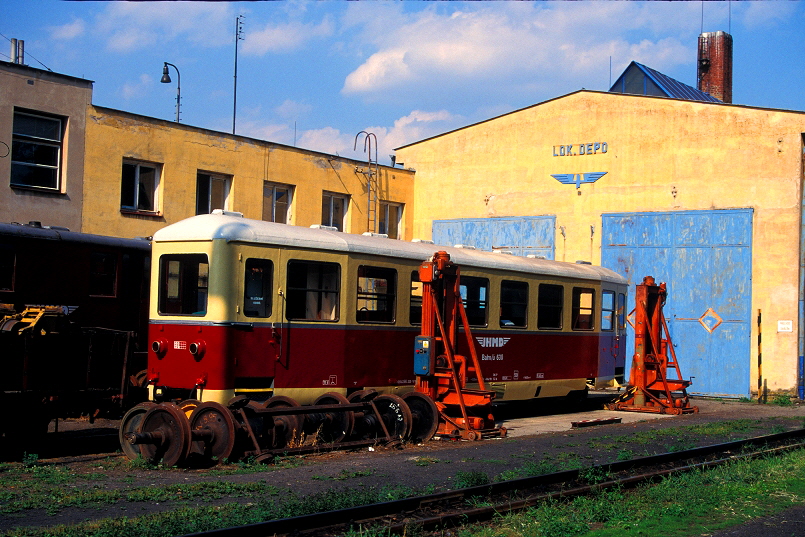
[698,31,733,103]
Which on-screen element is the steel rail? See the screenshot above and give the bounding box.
[181,428,805,537]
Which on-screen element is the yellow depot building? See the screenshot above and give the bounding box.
[397,87,805,399]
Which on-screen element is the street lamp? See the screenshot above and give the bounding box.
[160,62,181,123]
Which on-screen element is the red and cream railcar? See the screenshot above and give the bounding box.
[146,211,627,407]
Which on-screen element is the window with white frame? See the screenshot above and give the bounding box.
[196,172,231,215]
[322,192,348,232]
[379,201,402,239]
[10,110,63,190]
[121,160,160,213]
[263,181,293,223]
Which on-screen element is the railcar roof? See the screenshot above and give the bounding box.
[153,213,627,285]
[0,222,151,251]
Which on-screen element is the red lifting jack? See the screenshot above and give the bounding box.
[413,251,506,440]
[606,276,698,415]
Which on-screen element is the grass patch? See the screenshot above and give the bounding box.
[460,448,805,537]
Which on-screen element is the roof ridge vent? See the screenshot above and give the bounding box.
[411,238,434,244]
[310,224,339,231]
[362,232,389,238]
[575,260,592,265]
[211,209,244,217]
[454,244,476,250]
[492,249,514,255]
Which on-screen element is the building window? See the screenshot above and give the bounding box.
[10,110,63,190]
[379,202,402,239]
[121,160,160,213]
[88,252,117,297]
[158,254,209,316]
[285,260,340,321]
[196,172,231,215]
[537,284,563,330]
[356,266,396,323]
[322,192,348,232]
[460,276,489,327]
[572,287,595,331]
[243,258,273,318]
[500,280,528,328]
[263,182,293,223]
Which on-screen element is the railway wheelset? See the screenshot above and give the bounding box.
[120,390,441,467]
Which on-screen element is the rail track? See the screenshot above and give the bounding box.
[182,428,805,537]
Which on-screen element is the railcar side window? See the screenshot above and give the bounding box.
[89,252,117,297]
[0,246,14,292]
[601,291,615,331]
[460,276,488,327]
[409,271,422,325]
[572,288,595,331]
[500,280,528,328]
[618,293,626,330]
[244,259,273,318]
[158,254,209,315]
[286,261,340,321]
[537,284,563,330]
[356,266,396,323]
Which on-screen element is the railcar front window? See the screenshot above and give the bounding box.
[159,254,209,315]
[572,288,595,331]
[244,259,273,318]
[500,280,528,328]
[601,291,615,331]
[286,261,340,321]
[0,246,14,292]
[537,284,563,330]
[410,271,422,325]
[356,266,396,323]
[460,276,488,327]
[89,252,117,297]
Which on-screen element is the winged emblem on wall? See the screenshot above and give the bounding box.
[551,172,608,189]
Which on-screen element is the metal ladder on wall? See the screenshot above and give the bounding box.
[354,131,379,233]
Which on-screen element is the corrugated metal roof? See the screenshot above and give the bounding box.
[153,212,627,285]
[610,61,722,103]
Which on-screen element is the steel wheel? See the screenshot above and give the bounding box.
[263,396,302,448]
[138,403,192,467]
[401,392,439,443]
[347,389,377,403]
[177,399,203,419]
[312,392,355,443]
[119,402,156,461]
[189,401,236,466]
[372,394,412,440]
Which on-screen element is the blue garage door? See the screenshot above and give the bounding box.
[432,216,556,259]
[601,209,753,397]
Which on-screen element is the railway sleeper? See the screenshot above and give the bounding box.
[121,391,434,467]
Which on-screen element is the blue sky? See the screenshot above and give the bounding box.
[4,1,804,164]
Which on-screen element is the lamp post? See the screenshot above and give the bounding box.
[160,62,181,123]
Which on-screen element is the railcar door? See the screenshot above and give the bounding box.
[232,246,280,398]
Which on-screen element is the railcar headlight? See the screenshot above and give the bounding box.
[152,339,168,357]
[189,340,206,359]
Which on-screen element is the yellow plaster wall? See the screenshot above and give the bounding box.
[83,106,415,240]
[397,91,805,393]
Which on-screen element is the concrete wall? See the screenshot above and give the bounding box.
[0,62,92,231]
[83,106,415,240]
[396,90,805,393]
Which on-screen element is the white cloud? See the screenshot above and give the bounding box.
[121,74,153,101]
[740,1,798,29]
[96,3,232,52]
[242,17,334,55]
[49,18,86,41]
[275,99,313,120]
[297,126,355,156]
[341,3,699,98]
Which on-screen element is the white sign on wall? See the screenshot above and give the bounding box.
[778,320,793,333]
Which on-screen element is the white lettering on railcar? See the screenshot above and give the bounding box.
[475,337,510,348]
[322,375,337,386]
[481,354,504,361]
[174,341,187,350]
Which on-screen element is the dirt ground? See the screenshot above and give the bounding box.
[3,395,805,535]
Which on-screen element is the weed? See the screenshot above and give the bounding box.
[453,470,490,488]
[412,456,440,467]
[772,394,793,407]
[616,449,634,461]
[313,469,374,481]
[21,453,39,468]
[578,466,610,485]
[770,424,788,434]
[738,396,752,403]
